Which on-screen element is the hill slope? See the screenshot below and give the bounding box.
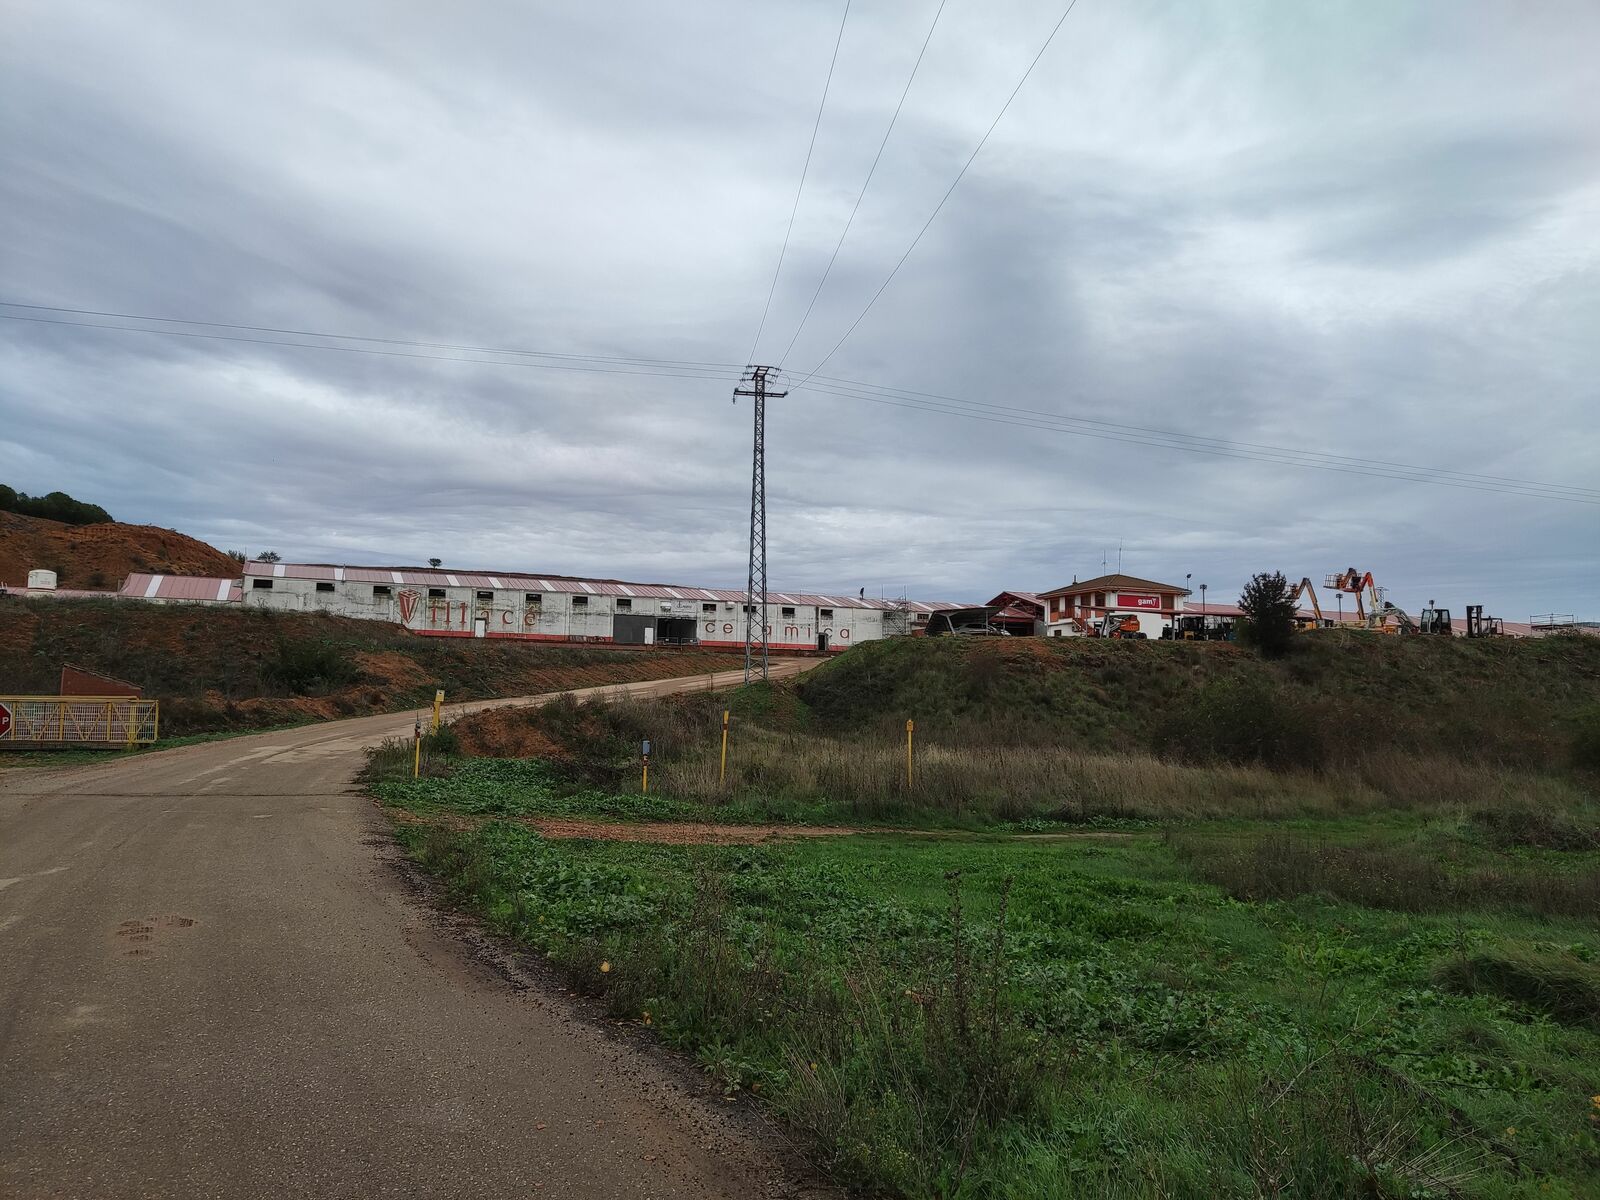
[0,595,743,734]
[794,633,1600,768]
[0,511,239,589]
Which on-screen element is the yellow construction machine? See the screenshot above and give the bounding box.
[1288,577,1327,630]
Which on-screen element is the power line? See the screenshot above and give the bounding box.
[802,371,1600,498]
[795,0,1081,388]
[775,0,949,369]
[0,314,742,383]
[744,0,853,366]
[0,301,740,369]
[789,377,1600,504]
[7,303,1591,504]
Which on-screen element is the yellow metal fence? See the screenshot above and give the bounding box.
[0,696,160,746]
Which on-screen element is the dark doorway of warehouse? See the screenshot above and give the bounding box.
[657,617,698,645]
[817,632,830,651]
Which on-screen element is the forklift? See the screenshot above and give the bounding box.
[1465,605,1504,638]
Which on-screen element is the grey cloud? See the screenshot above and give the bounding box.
[2,0,1596,619]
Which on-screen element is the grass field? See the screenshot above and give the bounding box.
[374,636,1600,1198]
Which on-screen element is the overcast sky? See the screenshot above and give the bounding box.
[3,1,1596,617]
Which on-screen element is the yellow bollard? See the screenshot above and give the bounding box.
[431,688,445,733]
[413,718,422,778]
[905,719,914,790]
[719,710,730,786]
[641,738,652,794]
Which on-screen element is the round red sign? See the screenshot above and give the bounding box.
[0,702,11,739]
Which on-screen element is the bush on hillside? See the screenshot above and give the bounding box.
[263,638,361,696]
[0,484,113,525]
[1571,702,1600,773]
[1155,677,1326,770]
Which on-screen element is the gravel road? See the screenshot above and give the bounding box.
[0,660,834,1198]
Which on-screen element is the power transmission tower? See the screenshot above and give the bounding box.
[734,365,787,683]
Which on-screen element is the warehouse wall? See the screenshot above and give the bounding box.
[240,576,903,650]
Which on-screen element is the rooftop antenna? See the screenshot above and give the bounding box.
[1118,540,1123,573]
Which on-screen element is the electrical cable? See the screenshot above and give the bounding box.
[790,377,1600,504]
[6,304,1590,503]
[744,0,853,366]
[775,0,949,369]
[0,314,743,383]
[800,371,1600,498]
[0,301,740,370]
[795,0,1081,387]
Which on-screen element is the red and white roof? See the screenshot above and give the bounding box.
[120,574,242,603]
[242,561,962,613]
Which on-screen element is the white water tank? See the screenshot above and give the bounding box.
[27,569,58,590]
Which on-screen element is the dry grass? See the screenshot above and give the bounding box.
[648,732,1594,825]
[1175,833,1600,920]
[1434,945,1600,1029]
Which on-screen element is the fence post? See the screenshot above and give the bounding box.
[905,719,914,790]
[719,709,730,786]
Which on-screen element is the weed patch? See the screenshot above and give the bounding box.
[1435,945,1600,1029]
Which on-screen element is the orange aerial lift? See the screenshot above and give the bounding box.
[1326,568,1382,622]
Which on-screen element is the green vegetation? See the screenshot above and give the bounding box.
[1238,569,1297,657]
[0,596,741,734]
[390,808,1599,1197]
[0,484,113,525]
[379,637,1600,1196]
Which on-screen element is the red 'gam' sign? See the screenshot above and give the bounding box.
[0,702,11,738]
[1115,593,1161,610]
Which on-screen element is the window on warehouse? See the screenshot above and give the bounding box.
[616,598,632,611]
[315,582,335,593]
[572,595,588,608]
[428,588,446,599]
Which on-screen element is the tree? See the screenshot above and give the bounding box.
[259,550,281,563]
[428,558,442,568]
[1238,571,1297,657]
[226,550,247,564]
[0,484,112,525]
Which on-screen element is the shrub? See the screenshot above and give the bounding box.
[263,638,360,695]
[1177,833,1600,918]
[1470,805,1600,851]
[1435,945,1600,1029]
[1156,678,1326,770]
[1571,701,1600,773]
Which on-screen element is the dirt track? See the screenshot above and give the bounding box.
[0,659,832,1199]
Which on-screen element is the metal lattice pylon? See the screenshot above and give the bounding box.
[734,366,786,683]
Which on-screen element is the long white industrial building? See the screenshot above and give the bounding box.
[238,560,959,652]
